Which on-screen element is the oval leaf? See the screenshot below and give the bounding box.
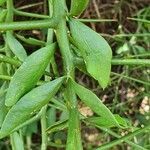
[0,77,64,139]
[6,32,27,61]
[5,43,56,107]
[71,80,120,127]
[70,0,89,16]
[69,19,112,88]
[85,115,128,128]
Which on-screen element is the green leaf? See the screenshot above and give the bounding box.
[46,119,68,134]
[85,115,128,128]
[0,77,65,139]
[114,114,128,128]
[0,82,8,127]
[69,19,112,88]
[70,0,89,16]
[71,80,120,127]
[6,32,27,62]
[85,117,118,128]
[5,43,56,107]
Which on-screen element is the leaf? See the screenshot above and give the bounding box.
[71,80,120,127]
[69,19,112,88]
[114,114,128,128]
[5,43,56,107]
[70,0,89,16]
[46,119,68,134]
[6,32,27,62]
[85,117,118,128]
[0,82,8,127]
[85,115,128,128]
[0,77,65,139]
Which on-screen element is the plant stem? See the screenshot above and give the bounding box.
[55,0,82,149]
[26,135,32,150]
[96,124,150,150]
[77,18,117,22]
[111,72,150,86]
[41,106,48,150]
[0,75,11,80]
[56,20,74,76]
[95,126,147,150]
[0,19,56,31]
[127,17,150,24]
[14,9,50,19]
[111,59,150,66]
[17,2,44,10]
[74,57,150,66]
[0,54,21,67]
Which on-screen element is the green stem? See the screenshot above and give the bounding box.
[95,126,147,150]
[74,57,150,66]
[6,0,13,22]
[0,75,11,80]
[41,106,48,150]
[96,124,150,150]
[111,59,150,66]
[17,2,44,10]
[111,72,150,86]
[77,18,117,22]
[127,17,150,24]
[55,1,82,149]
[113,33,150,37]
[14,9,50,19]
[0,54,21,66]
[26,135,32,150]
[56,20,74,76]
[48,142,65,148]
[0,19,56,31]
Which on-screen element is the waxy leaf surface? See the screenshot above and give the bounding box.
[6,32,27,61]
[5,43,56,106]
[70,0,89,16]
[69,19,112,88]
[0,77,64,139]
[71,80,120,127]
